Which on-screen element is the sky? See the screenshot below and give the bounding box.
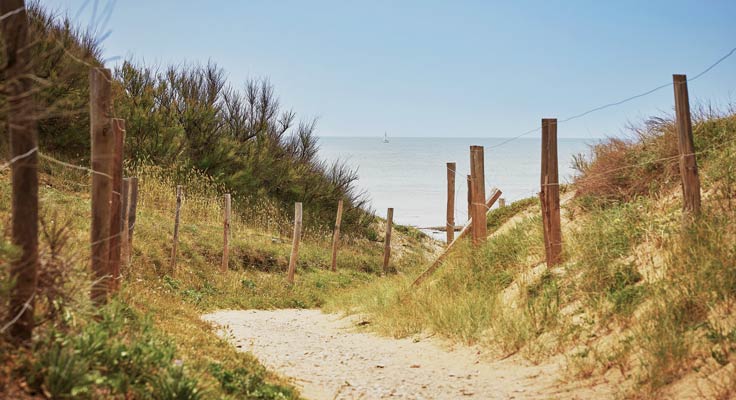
[42,0,736,139]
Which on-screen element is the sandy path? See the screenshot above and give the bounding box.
[203,309,610,400]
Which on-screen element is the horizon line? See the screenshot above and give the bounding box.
[317,135,603,140]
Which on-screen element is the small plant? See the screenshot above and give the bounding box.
[29,341,92,399]
[241,278,257,290]
[150,365,203,400]
[208,362,295,399]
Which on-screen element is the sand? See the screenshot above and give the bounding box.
[203,309,612,399]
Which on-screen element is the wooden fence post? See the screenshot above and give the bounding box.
[330,200,343,272]
[383,208,394,274]
[90,67,113,305]
[221,194,231,273]
[499,198,506,208]
[2,0,38,341]
[466,174,472,220]
[287,202,302,284]
[170,185,182,274]
[121,178,130,268]
[127,177,138,263]
[108,118,125,291]
[446,162,456,244]
[413,189,502,286]
[673,74,701,216]
[541,118,562,266]
[469,146,487,245]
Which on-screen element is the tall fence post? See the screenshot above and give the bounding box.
[121,178,130,269]
[108,118,125,291]
[2,0,38,341]
[90,67,114,305]
[287,202,303,284]
[469,146,487,245]
[673,74,701,217]
[330,200,344,272]
[221,194,231,273]
[170,185,182,274]
[446,162,456,244]
[383,208,394,274]
[466,174,472,220]
[541,118,562,266]
[127,177,139,263]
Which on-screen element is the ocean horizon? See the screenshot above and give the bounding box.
[318,136,597,236]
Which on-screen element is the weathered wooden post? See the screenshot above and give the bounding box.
[541,118,562,266]
[469,146,487,245]
[330,200,344,272]
[108,119,125,291]
[221,194,231,273]
[287,202,303,284]
[446,162,456,244]
[466,174,472,220]
[121,178,130,268]
[673,74,701,217]
[127,177,139,263]
[170,185,182,274]
[2,0,38,341]
[383,208,394,274]
[90,67,114,305]
[499,198,506,208]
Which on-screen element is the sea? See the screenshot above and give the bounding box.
[318,137,596,240]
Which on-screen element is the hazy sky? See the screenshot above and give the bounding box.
[43,0,736,138]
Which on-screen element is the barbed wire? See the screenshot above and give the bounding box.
[0,6,24,22]
[0,293,34,334]
[39,152,113,179]
[0,146,37,170]
[486,45,736,151]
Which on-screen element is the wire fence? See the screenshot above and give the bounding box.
[0,3,734,320]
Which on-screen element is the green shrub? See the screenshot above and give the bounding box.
[150,366,204,400]
[26,302,201,399]
[208,363,294,400]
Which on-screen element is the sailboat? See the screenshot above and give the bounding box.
[383,132,389,143]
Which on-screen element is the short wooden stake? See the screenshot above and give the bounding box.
[121,178,130,268]
[499,198,506,208]
[287,202,303,284]
[170,185,182,274]
[469,146,487,245]
[221,194,231,273]
[466,174,472,220]
[108,118,125,291]
[90,67,114,305]
[413,189,502,286]
[673,74,701,216]
[382,208,394,274]
[330,200,344,272]
[541,118,562,266]
[127,177,139,263]
[446,162,456,244]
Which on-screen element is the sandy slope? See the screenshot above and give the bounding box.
[203,309,611,400]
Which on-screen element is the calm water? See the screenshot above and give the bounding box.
[318,137,594,233]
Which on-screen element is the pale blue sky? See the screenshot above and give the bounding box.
[43,0,736,138]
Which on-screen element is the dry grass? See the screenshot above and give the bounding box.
[1,160,434,399]
[329,110,736,398]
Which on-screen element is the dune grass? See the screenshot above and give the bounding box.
[327,110,736,398]
[0,160,433,399]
